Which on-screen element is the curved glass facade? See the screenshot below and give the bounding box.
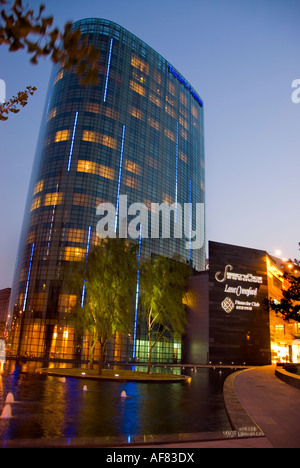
[8,19,205,362]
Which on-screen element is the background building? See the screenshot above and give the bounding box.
[0,288,11,339]
[8,18,205,363]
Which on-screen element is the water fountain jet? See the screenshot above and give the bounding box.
[5,393,14,404]
[1,404,12,419]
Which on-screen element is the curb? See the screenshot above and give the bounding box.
[223,370,265,439]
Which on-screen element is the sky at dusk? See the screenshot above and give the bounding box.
[0,0,299,289]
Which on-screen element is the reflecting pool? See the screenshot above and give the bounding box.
[0,361,234,441]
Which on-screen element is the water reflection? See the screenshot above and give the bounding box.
[0,361,234,441]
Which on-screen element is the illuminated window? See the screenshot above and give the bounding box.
[47,107,57,121]
[77,160,115,180]
[131,55,149,74]
[168,81,176,96]
[179,115,188,130]
[148,118,160,131]
[44,192,63,206]
[105,107,119,120]
[58,294,77,313]
[64,247,86,262]
[163,193,174,205]
[82,130,117,149]
[33,180,44,195]
[77,160,97,173]
[26,231,36,244]
[166,95,175,106]
[132,69,146,84]
[130,81,145,96]
[165,105,176,118]
[82,130,101,143]
[102,134,117,149]
[180,92,188,107]
[192,105,199,119]
[125,159,140,175]
[125,175,139,189]
[85,102,101,114]
[154,71,162,84]
[30,196,41,211]
[67,228,86,243]
[32,293,46,310]
[180,128,188,140]
[85,102,119,119]
[55,130,70,142]
[98,164,115,180]
[72,193,92,207]
[131,107,143,120]
[164,128,176,142]
[149,94,161,107]
[179,151,188,163]
[54,69,64,84]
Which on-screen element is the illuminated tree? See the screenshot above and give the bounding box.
[71,238,138,374]
[139,256,191,374]
[269,246,300,324]
[269,272,300,324]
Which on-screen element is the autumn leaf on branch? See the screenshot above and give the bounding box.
[0,85,37,120]
[0,0,100,83]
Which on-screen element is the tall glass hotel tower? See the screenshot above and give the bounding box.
[8,19,205,363]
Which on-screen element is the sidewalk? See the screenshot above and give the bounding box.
[232,365,300,448]
[129,365,300,448]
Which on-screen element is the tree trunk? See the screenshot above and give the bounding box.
[89,344,95,370]
[98,339,107,375]
[147,334,153,374]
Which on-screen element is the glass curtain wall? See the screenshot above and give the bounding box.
[7,19,205,363]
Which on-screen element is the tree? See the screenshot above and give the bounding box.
[139,255,191,374]
[0,85,36,120]
[0,0,100,119]
[71,238,138,374]
[269,272,300,323]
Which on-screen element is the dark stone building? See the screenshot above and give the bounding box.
[184,241,272,366]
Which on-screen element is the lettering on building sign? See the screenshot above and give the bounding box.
[215,265,263,313]
[168,65,203,107]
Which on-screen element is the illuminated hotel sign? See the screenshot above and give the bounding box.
[215,265,264,313]
[168,65,203,107]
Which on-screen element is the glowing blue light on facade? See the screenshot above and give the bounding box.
[81,226,92,308]
[115,125,126,233]
[189,179,192,262]
[175,121,179,222]
[103,38,113,103]
[67,111,79,172]
[23,243,35,312]
[133,226,142,360]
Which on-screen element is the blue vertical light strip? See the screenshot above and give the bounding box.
[46,182,59,256]
[133,226,142,360]
[23,243,35,312]
[189,179,192,262]
[175,121,179,222]
[81,226,92,308]
[103,38,113,103]
[115,125,126,233]
[67,111,78,172]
